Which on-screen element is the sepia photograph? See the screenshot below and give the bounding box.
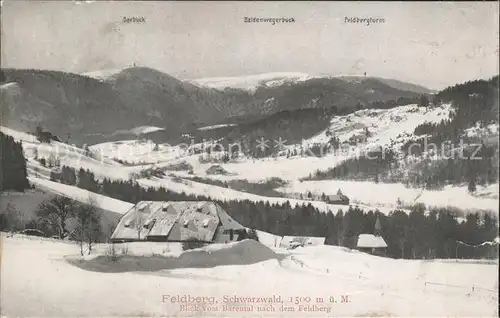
[0,1,499,317]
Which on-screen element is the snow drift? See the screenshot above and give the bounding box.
[67,239,282,273]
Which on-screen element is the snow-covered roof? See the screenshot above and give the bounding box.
[215,204,246,230]
[111,201,244,242]
[357,234,388,248]
[328,193,349,202]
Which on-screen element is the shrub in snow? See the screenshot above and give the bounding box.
[247,229,260,242]
[0,203,25,232]
[106,243,120,262]
[182,237,206,251]
[163,161,193,171]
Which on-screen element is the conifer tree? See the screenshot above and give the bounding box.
[0,132,30,192]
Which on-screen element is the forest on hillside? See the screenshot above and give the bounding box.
[24,165,498,260]
[0,131,30,192]
[303,76,500,189]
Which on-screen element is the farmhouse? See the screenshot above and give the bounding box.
[280,236,326,249]
[327,189,350,205]
[110,201,246,243]
[356,216,387,256]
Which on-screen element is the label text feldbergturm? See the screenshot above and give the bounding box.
[344,16,386,26]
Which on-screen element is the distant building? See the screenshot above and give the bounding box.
[326,189,350,205]
[49,167,63,182]
[110,201,246,243]
[356,215,387,256]
[206,164,229,175]
[280,236,326,249]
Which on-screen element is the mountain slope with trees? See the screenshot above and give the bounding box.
[303,75,499,190]
[1,67,427,145]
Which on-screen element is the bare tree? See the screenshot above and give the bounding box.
[74,194,101,255]
[36,196,76,239]
[48,154,56,168]
[86,195,101,254]
[136,212,144,240]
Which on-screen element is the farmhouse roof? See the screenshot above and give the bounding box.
[110,201,244,242]
[356,234,388,248]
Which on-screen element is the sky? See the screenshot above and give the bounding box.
[1,1,499,90]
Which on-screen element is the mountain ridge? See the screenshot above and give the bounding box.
[1,66,431,145]
[83,68,435,94]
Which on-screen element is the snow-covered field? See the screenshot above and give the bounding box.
[1,234,498,317]
[197,124,238,131]
[121,125,165,136]
[278,180,500,214]
[90,139,184,165]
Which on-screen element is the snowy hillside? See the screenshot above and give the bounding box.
[82,68,123,81]
[0,126,137,180]
[0,126,382,213]
[305,103,452,146]
[3,95,498,216]
[89,103,452,181]
[128,126,165,135]
[86,105,450,181]
[160,104,453,182]
[188,72,320,91]
[29,177,133,214]
[197,124,238,131]
[5,101,492,215]
[1,235,497,317]
[137,176,383,214]
[188,73,434,94]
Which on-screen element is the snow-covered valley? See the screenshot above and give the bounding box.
[4,100,497,216]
